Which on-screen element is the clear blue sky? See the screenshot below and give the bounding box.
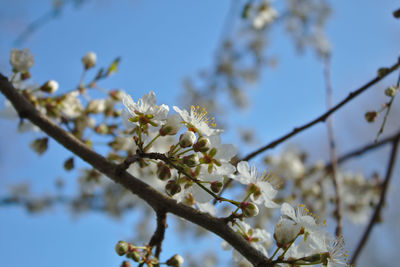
[0,1,399,266]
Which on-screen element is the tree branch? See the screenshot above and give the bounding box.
[242,58,400,162]
[350,137,399,266]
[149,209,167,259]
[323,130,400,171]
[0,73,270,267]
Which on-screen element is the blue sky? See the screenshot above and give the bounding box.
[0,0,400,266]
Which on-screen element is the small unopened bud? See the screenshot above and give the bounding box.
[210,181,223,193]
[115,241,129,256]
[160,114,181,136]
[157,162,171,181]
[40,80,59,94]
[166,254,184,267]
[64,157,74,171]
[82,51,97,70]
[182,154,198,168]
[365,111,378,123]
[393,8,400,18]
[193,136,211,152]
[30,137,48,155]
[110,90,125,101]
[274,218,301,248]
[241,201,259,217]
[166,180,181,196]
[120,261,132,267]
[21,71,31,80]
[179,131,196,148]
[127,250,141,262]
[95,124,109,134]
[385,86,398,97]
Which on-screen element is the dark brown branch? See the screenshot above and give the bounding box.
[149,209,167,259]
[242,58,400,162]
[323,56,343,237]
[0,74,269,267]
[350,137,399,266]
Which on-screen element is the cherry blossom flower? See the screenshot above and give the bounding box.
[233,161,279,208]
[122,91,169,128]
[10,48,34,72]
[173,105,222,136]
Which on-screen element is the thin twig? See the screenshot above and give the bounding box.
[0,73,270,267]
[242,58,400,162]
[350,137,399,266]
[375,69,400,142]
[149,209,167,259]
[324,130,400,170]
[323,56,343,237]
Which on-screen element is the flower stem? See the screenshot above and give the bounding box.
[144,133,161,152]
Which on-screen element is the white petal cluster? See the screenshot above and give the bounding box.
[276,202,349,266]
[251,1,278,30]
[233,161,279,208]
[10,48,34,72]
[173,105,222,136]
[122,91,169,127]
[222,221,272,263]
[61,91,84,118]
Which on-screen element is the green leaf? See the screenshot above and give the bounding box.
[106,57,121,76]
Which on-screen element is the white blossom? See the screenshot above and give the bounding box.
[173,105,222,136]
[10,48,34,72]
[233,161,279,208]
[122,91,169,127]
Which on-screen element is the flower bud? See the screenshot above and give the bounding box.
[182,154,198,168]
[166,254,184,267]
[210,181,223,193]
[115,241,129,256]
[394,8,400,18]
[193,136,211,152]
[109,90,125,101]
[157,162,172,181]
[166,180,181,196]
[126,250,141,262]
[179,131,196,148]
[95,124,109,134]
[64,157,74,171]
[160,114,181,136]
[120,261,132,267]
[365,111,378,123]
[385,86,398,97]
[40,80,59,94]
[82,51,97,69]
[30,137,48,155]
[240,201,259,217]
[21,71,32,80]
[273,218,301,248]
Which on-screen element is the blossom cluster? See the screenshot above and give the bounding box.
[2,48,350,267]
